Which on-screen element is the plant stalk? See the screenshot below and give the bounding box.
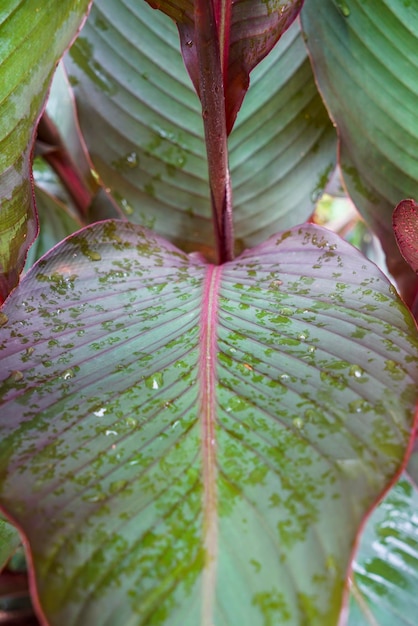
[195,0,234,264]
[36,113,95,219]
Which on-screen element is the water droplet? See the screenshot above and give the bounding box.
[336,0,350,16]
[94,407,107,417]
[125,151,139,168]
[304,408,316,421]
[83,491,107,503]
[185,40,193,47]
[348,399,371,414]
[280,374,290,382]
[0,312,8,326]
[85,249,101,261]
[124,417,138,429]
[120,197,134,215]
[349,365,364,378]
[298,333,307,342]
[62,369,75,380]
[293,417,304,429]
[105,429,118,436]
[128,454,142,466]
[145,372,164,390]
[225,396,250,412]
[171,419,180,429]
[384,359,405,381]
[7,370,24,383]
[109,479,128,494]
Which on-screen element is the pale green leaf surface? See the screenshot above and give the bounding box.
[64,1,336,255]
[348,474,418,626]
[0,0,92,302]
[301,0,418,300]
[0,221,417,625]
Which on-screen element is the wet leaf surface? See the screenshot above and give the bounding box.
[0,220,417,625]
[0,0,92,302]
[349,474,418,625]
[301,0,418,305]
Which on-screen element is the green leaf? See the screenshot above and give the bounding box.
[0,516,21,571]
[0,221,417,625]
[64,1,336,256]
[348,474,418,625]
[0,0,92,303]
[24,182,83,271]
[300,0,418,304]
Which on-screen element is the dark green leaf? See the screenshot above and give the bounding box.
[301,0,418,304]
[349,474,418,625]
[0,0,92,302]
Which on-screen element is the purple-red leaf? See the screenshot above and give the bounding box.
[145,0,304,134]
[393,199,418,275]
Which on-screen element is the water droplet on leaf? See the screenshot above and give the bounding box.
[336,0,350,16]
[7,370,24,383]
[62,369,75,380]
[349,365,364,379]
[145,372,164,389]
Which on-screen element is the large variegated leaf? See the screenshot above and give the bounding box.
[0,0,92,303]
[64,2,336,256]
[301,0,418,304]
[0,221,417,625]
[349,474,418,625]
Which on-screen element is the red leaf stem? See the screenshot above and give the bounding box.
[195,0,234,264]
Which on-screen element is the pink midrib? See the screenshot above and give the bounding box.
[199,263,222,625]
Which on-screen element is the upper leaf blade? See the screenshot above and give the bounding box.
[301,0,418,305]
[0,0,92,303]
[0,221,417,625]
[223,0,304,133]
[145,0,304,133]
[64,2,336,256]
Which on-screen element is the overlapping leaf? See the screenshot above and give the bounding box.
[0,0,92,303]
[64,1,336,256]
[301,0,418,305]
[0,516,21,572]
[393,199,418,274]
[348,474,418,625]
[145,0,304,133]
[0,221,417,625]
